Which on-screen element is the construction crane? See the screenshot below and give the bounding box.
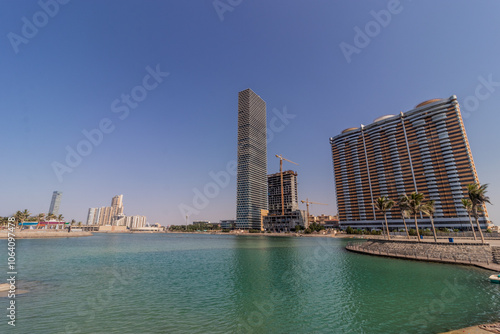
[301,198,327,227]
[275,154,298,215]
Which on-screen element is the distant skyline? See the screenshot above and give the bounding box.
[1,1,500,225]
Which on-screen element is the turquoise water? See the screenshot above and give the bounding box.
[1,234,499,333]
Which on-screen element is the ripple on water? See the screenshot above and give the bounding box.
[1,235,499,334]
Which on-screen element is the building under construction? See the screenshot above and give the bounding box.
[263,170,306,231]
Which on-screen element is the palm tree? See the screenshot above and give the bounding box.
[398,195,411,239]
[22,209,30,220]
[422,200,438,242]
[57,214,64,222]
[13,209,30,228]
[46,213,56,221]
[36,213,45,229]
[461,198,477,241]
[373,196,395,240]
[404,192,425,242]
[14,210,27,225]
[467,183,491,244]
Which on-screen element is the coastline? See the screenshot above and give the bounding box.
[1,231,498,332]
[165,230,346,238]
[346,238,500,272]
[347,238,500,333]
[0,229,352,239]
[0,229,93,239]
[441,323,500,334]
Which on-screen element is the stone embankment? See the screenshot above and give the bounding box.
[492,247,500,265]
[346,239,500,272]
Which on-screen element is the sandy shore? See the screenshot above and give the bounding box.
[0,230,93,239]
[0,283,28,298]
[441,323,500,333]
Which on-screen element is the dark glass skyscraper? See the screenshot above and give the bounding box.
[236,88,268,229]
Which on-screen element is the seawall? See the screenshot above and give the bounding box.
[346,239,500,272]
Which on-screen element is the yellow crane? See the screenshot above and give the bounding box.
[301,198,327,227]
[275,154,298,215]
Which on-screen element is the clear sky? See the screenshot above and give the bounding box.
[1,0,499,225]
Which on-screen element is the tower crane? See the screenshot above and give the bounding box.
[300,198,327,228]
[275,154,298,215]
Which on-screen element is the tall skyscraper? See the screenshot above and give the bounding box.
[264,170,306,231]
[48,191,62,216]
[236,88,268,229]
[330,96,489,230]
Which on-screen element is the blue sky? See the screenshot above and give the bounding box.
[1,0,499,225]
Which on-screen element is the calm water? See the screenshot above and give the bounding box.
[1,234,499,334]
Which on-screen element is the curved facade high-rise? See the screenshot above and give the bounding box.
[48,191,62,216]
[236,88,268,229]
[330,95,489,230]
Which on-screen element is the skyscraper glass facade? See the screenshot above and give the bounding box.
[48,191,62,215]
[236,88,268,229]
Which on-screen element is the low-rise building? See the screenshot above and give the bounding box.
[220,220,236,230]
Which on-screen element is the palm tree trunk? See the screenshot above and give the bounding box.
[475,215,485,244]
[468,213,477,240]
[402,216,410,239]
[415,215,421,241]
[380,218,386,239]
[430,215,437,243]
[384,214,390,240]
